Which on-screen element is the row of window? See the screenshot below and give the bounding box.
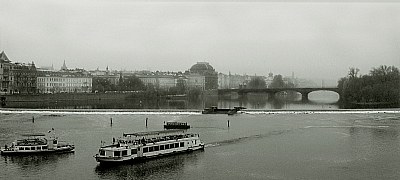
[38,88,92,93]
[107,142,186,157]
[37,83,91,87]
[37,78,91,83]
[18,146,48,151]
[142,142,185,153]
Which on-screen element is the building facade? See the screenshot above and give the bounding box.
[186,74,205,90]
[189,62,218,90]
[37,71,92,93]
[0,51,38,94]
[0,51,12,94]
[137,74,176,90]
[10,62,37,94]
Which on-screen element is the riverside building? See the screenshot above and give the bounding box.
[0,51,38,94]
[37,73,92,93]
[37,62,92,93]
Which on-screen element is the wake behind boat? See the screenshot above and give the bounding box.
[94,129,204,164]
[0,131,75,155]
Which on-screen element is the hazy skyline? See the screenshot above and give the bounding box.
[1,0,399,82]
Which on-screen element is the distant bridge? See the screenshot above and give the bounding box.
[218,87,340,101]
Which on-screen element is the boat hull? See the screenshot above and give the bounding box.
[163,125,190,129]
[1,147,75,156]
[95,144,204,164]
[202,107,245,115]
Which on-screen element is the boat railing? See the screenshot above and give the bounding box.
[16,138,47,146]
[115,133,198,146]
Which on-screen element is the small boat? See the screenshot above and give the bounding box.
[164,122,190,129]
[202,106,246,115]
[0,132,75,155]
[94,129,204,164]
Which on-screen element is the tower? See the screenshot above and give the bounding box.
[61,60,68,71]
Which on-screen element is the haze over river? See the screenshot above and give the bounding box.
[1,92,400,179]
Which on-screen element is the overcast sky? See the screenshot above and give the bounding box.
[1,0,399,82]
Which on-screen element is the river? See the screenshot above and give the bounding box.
[3,91,342,110]
[1,92,400,179]
[1,109,400,180]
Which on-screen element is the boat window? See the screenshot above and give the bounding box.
[37,146,41,150]
[175,143,179,148]
[154,146,159,151]
[19,147,24,150]
[42,146,48,149]
[100,150,106,156]
[149,146,154,152]
[114,151,121,157]
[122,150,127,156]
[143,147,148,153]
[131,149,137,154]
[31,147,36,150]
[160,145,165,150]
[165,144,169,149]
[25,147,29,150]
[180,142,184,147]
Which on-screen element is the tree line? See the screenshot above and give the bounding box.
[338,65,400,107]
[92,75,201,99]
[246,75,295,89]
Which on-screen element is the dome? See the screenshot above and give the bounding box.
[190,62,215,74]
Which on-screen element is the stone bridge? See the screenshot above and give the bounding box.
[218,87,340,101]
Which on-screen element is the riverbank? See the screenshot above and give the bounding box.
[1,93,130,102]
[1,108,399,115]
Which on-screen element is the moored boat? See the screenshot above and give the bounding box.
[0,132,75,155]
[164,122,190,129]
[94,129,204,164]
[202,106,246,115]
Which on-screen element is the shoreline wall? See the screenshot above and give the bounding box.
[2,93,130,102]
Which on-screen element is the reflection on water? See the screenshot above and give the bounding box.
[2,153,74,178]
[95,151,204,180]
[1,112,400,179]
[3,153,73,168]
[3,92,341,110]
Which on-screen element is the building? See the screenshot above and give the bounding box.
[0,51,38,94]
[89,66,120,86]
[136,72,176,90]
[189,62,218,90]
[37,71,92,93]
[10,62,37,94]
[0,51,12,94]
[186,74,205,91]
[218,72,252,89]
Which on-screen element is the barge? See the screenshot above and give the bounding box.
[94,129,204,164]
[164,122,190,129]
[202,106,246,115]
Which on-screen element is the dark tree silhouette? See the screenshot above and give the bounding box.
[247,77,266,89]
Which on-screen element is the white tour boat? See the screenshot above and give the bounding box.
[0,133,75,155]
[94,129,204,164]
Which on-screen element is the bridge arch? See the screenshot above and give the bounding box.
[304,90,340,102]
[218,87,341,101]
[272,90,302,100]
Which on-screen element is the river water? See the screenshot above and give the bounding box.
[1,109,400,180]
[4,91,342,110]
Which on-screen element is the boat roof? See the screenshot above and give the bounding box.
[123,129,186,137]
[21,133,46,137]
